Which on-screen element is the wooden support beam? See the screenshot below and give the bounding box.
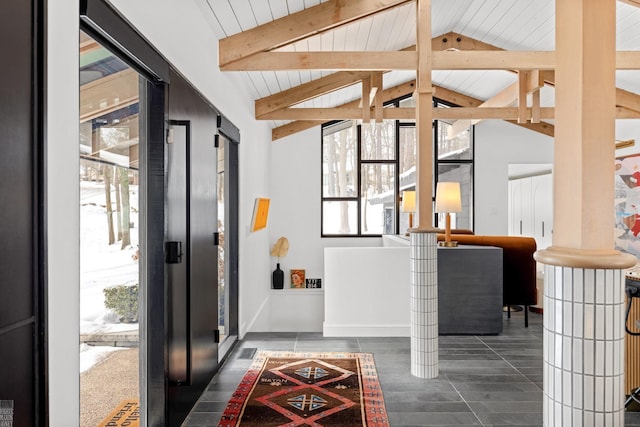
[262,106,557,121]
[505,120,554,137]
[415,0,435,229]
[221,51,417,71]
[518,71,529,124]
[222,50,559,71]
[531,88,541,123]
[272,80,417,140]
[223,49,640,72]
[272,120,323,141]
[616,88,640,113]
[619,0,640,8]
[257,32,640,142]
[449,81,518,136]
[433,32,504,52]
[218,0,412,67]
[553,0,616,250]
[362,76,371,121]
[270,81,563,140]
[616,106,640,118]
[371,72,383,122]
[256,71,371,118]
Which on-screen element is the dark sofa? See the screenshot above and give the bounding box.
[436,233,538,327]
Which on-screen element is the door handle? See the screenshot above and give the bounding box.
[165,241,182,263]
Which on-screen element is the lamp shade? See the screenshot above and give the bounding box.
[435,182,462,213]
[401,190,416,213]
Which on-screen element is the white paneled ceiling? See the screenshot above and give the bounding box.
[202,0,640,132]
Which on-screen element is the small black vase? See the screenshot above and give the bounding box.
[272,263,284,289]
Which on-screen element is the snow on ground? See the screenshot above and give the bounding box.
[79,343,125,373]
[80,180,139,370]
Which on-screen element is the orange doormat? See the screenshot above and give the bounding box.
[98,399,139,427]
[218,351,389,427]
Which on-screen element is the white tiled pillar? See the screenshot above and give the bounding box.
[409,230,438,378]
[536,248,636,427]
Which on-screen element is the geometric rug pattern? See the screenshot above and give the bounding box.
[217,351,389,426]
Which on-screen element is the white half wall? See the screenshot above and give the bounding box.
[323,246,410,337]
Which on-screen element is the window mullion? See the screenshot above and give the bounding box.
[357,124,362,235]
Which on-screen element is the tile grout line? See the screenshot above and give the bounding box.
[443,335,491,427]
[478,333,544,392]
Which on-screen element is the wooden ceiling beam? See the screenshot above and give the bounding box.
[272,80,417,140]
[271,80,560,140]
[256,71,371,118]
[222,50,559,71]
[256,34,552,119]
[219,0,412,67]
[263,106,557,121]
[433,32,504,52]
[222,51,417,71]
[261,32,639,141]
[619,0,640,7]
[272,120,323,141]
[222,50,640,72]
[448,81,518,136]
[256,45,418,118]
[616,87,640,113]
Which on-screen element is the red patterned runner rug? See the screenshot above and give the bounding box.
[218,351,389,427]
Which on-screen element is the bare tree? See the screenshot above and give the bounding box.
[103,165,115,245]
[119,167,131,249]
[114,169,122,241]
[337,130,351,233]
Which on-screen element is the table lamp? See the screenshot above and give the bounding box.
[435,182,462,247]
[401,190,416,235]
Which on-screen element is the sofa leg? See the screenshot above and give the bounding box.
[507,305,511,318]
[524,305,529,327]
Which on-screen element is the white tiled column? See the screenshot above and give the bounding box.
[409,229,438,378]
[536,249,636,427]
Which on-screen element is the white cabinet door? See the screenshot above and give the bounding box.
[509,173,553,248]
[509,177,534,236]
[532,174,553,250]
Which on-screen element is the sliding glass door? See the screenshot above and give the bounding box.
[79,30,144,426]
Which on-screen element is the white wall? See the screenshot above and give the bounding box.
[269,126,380,273]
[47,1,80,425]
[474,120,554,235]
[256,127,381,331]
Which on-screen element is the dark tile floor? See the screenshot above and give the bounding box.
[182,310,640,426]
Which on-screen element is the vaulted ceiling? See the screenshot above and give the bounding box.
[202,0,640,141]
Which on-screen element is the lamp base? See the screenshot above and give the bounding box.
[438,241,458,247]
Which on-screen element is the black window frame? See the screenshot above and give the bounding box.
[320,95,474,237]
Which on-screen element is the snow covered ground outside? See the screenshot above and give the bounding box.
[80,180,139,371]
